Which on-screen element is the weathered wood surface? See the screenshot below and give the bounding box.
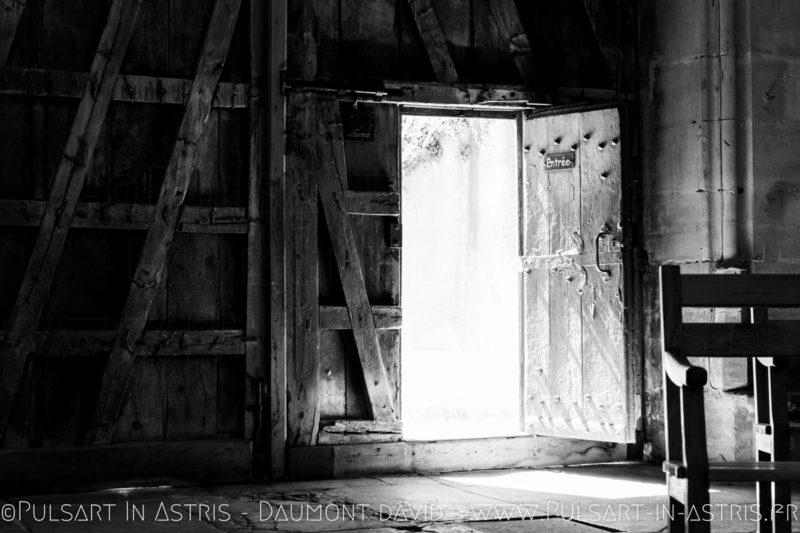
[406,0,458,84]
[343,191,400,216]
[285,92,320,447]
[522,108,628,442]
[288,436,626,479]
[0,0,144,437]
[318,100,396,423]
[285,79,547,106]
[0,68,249,108]
[0,329,245,357]
[268,0,288,479]
[0,199,247,233]
[681,274,800,308]
[246,0,268,476]
[318,419,402,445]
[90,0,242,445]
[681,322,800,358]
[488,0,536,87]
[319,103,401,424]
[320,419,401,433]
[0,439,250,495]
[320,305,401,330]
[0,0,25,70]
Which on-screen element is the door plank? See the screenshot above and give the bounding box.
[89,0,243,445]
[522,115,549,256]
[546,113,583,436]
[318,100,397,422]
[0,0,144,437]
[579,108,626,440]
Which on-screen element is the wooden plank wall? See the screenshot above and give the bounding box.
[0,0,250,451]
[280,0,622,454]
[318,102,402,425]
[286,0,610,90]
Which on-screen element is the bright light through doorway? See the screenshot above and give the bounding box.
[401,114,522,441]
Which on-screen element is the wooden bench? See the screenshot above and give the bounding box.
[659,265,800,533]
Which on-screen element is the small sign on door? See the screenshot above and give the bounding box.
[544,152,576,171]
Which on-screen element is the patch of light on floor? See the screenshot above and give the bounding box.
[439,470,669,500]
[104,485,173,495]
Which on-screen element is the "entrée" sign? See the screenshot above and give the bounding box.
[544,152,576,171]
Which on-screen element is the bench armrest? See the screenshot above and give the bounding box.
[664,350,707,388]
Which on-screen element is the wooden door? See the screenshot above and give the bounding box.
[521,107,631,443]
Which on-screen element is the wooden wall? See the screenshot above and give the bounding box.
[287,0,613,90]
[278,0,640,477]
[0,0,251,453]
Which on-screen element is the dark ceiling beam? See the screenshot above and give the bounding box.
[0,0,25,71]
[406,0,459,84]
[582,0,621,88]
[488,0,537,88]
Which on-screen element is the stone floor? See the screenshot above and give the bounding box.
[0,462,798,532]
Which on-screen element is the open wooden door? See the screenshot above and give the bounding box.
[521,107,632,443]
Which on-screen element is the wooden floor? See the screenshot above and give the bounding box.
[0,462,797,532]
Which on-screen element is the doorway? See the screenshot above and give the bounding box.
[400,113,522,440]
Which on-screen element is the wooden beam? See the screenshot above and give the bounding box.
[285,92,320,447]
[0,329,245,357]
[0,67,249,108]
[320,305,401,330]
[343,191,400,216]
[0,0,25,70]
[681,322,800,358]
[246,0,269,478]
[288,436,626,479]
[681,274,800,308]
[318,100,396,422]
[320,419,402,434]
[406,0,458,84]
[318,419,402,445]
[582,0,620,86]
[0,199,247,233]
[284,79,548,106]
[488,0,536,87]
[90,0,243,445]
[0,440,250,495]
[268,0,289,478]
[0,0,143,438]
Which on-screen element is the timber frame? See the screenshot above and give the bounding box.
[0,0,269,488]
[0,0,643,487]
[276,0,644,480]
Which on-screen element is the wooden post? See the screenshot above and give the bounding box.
[284,93,320,446]
[89,0,243,445]
[406,0,458,84]
[246,0,269,479]
[268,0,289,478]
[318,100,396,422]
[0,0,25,70]
[0,0,143,438]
